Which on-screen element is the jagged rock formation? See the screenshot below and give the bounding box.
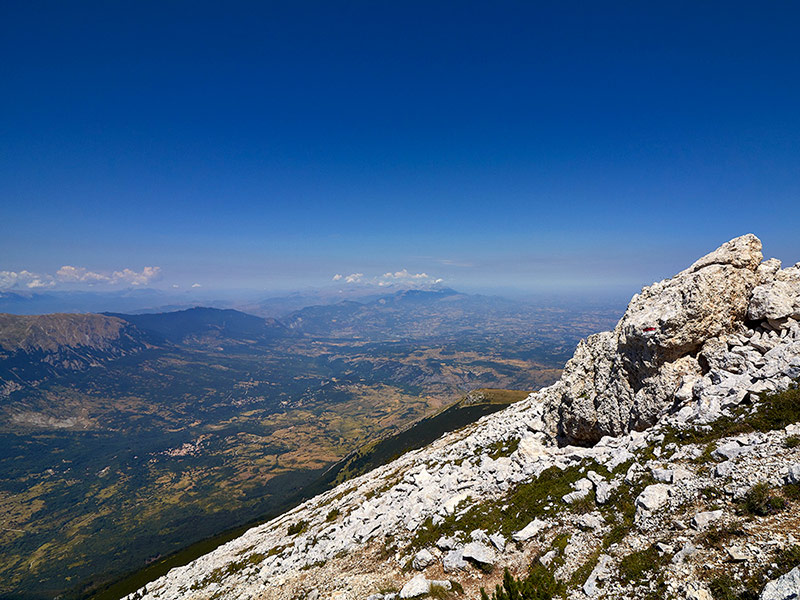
[546,234,765,445]
[126,235,800,600]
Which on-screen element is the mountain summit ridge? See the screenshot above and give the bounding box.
[125,235,800,600]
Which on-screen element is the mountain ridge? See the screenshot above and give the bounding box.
[124,234,800,600]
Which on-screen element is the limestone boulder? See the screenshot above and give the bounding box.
[549,234,762,445]
[748,278,800,321]
[760,566,800,600]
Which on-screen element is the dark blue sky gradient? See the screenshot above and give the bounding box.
[2,2,799,292]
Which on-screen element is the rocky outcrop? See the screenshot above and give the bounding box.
[125,235,800,600]
[548,234,765,445]
[761,566,800,600]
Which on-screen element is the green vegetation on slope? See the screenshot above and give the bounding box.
[85,389,529,600]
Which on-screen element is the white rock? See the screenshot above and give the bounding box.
[442,548,468,572]
[594,480,618,505]
[635,484,671,512]
[749,280,800,321]
[713,441,748,461]
[727,547,750,562]
[672,542,698,564]
[512,518,550,542]
[399,574,429,598]
[576,512,605,531]
[436,535,457,550]
[539,550,557,567]
[488,533,506,551]
[399,575,451,599]
[760,566,800,600]
[687,587,714,600]
[692,510,724,531]
[442,492,470,515]
[785,464,800,485]
[562,488,591,504]
[462,541,495,565]
[651,467,674,483]
[470,529,490,544]
[412,549,436,570]
[716,461,735,478]
[582,554,612,597]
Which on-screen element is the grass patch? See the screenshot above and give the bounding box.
[707,545,800,600]
[699,485,725,504]
[663,384,800,449]
[568,549,600,588]
[784,482,800,501]
[428,583,456,599]
[785,435,800,449]
[618,544,669,584]
[569,491,596,515]
[598,474,654,549]
[708,574,750,600]
[776,545,800,575]
[409,464,602,550]
[487,437,521,460]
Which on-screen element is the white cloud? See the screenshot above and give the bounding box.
[191,283,202,288]
[381,269,431,281]
[344,273,364,284]
[0,266,162,290]
[330,269,444,288]
[0,270,56,289]
[56,265,110,283]
[110,266,161,286]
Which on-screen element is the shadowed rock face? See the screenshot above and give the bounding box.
[549,234,765,446]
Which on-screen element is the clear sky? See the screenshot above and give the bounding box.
[2,2,799,295]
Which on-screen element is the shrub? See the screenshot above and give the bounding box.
[326,508,340,522]
[428,583,455,599]
[480,565,564,600]
[785,435,800,448]
[700,522,745,549]
[737,483,785,517]
[287,520,308,536]
[784,482,800,501]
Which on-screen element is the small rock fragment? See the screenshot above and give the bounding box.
[412,549,436,571]
[691,510,724,531]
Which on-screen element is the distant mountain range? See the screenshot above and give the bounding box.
[105,307,288,346]
[0,285,456,318]
[284,288,564,340]
[1,289,623,394]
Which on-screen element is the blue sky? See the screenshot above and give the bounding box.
[2,2,799,295]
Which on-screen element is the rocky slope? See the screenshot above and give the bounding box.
[0,312,151,394]
[125,235,800,600]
